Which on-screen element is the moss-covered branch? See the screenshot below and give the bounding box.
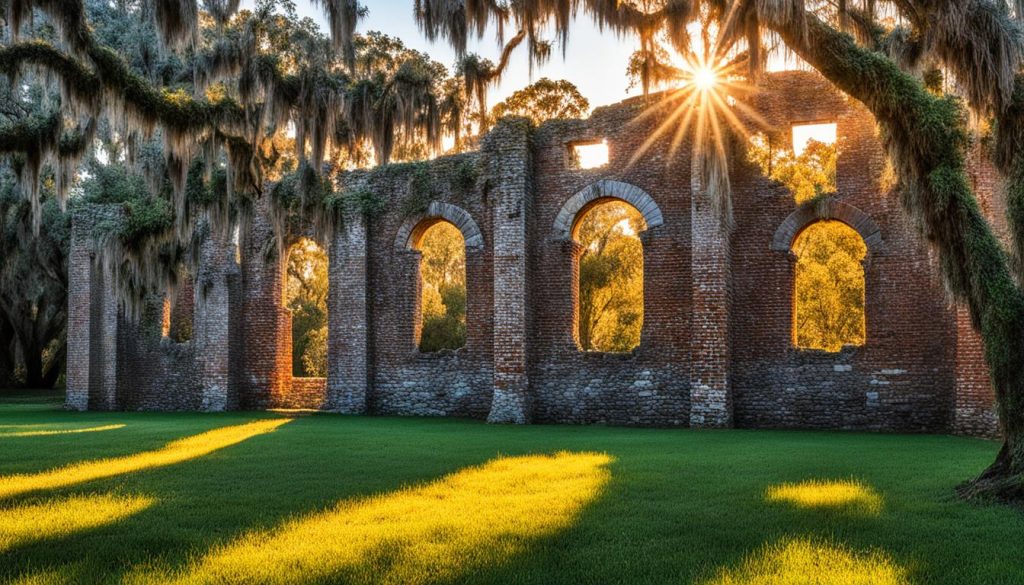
[0,41,246,134]
[992,76,1024,284]
[0,110,90,157]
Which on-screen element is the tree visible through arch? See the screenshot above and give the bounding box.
[416,221,467,352]
[575,200,645,353]
[792,221,867,352]
[285,238,328,378]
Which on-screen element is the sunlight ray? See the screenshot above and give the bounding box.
[704,537,908,585]
[766,479,882,515]
[0,419,291,500]
[0,493,154,553]
[0,425,126,438]
[130,452,612,585]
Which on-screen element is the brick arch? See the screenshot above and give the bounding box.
[771,198,882,252]
[551,180,664,241]
[394,201,484,251]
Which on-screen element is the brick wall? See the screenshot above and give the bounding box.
[730,72,960,432]
[65,70,999,436]
[528,103,691,426]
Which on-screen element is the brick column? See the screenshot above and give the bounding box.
[689,155,733,428]
[327,213,370,413]
[484,119,533,423]
[953,305,999,437]
[193,219,239,411]
[66,206,120,411]
[241,198,289,408]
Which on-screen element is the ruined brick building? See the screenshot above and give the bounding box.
[65,71,1001,437]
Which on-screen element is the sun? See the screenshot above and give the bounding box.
[693,66,718,91]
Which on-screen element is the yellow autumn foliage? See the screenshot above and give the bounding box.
[575,200,645,352]
[417,221,466,351]
[793,221,866,352]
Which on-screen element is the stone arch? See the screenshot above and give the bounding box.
[395,201,484,251]
[551,180,664,241]
[771,198,882,252]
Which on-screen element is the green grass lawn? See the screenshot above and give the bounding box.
[0,390,1022,584]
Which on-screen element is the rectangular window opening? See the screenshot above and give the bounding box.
[569,140,609,170]
[792,122,837,156]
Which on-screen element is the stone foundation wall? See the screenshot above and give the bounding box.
[66,70,999,436]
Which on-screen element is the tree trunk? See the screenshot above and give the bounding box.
[0,318,15,389]
[771,14,1024,501]
[0,348,13,390]
[22,349,47,389]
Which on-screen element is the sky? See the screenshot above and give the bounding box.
[239,1,640,112]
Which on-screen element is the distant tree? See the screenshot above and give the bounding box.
[793,221,867,352]
[418,221,466,352]
[286,238,328,377]
[491,78,590,125]
[577,201,644,353]
[0,180,69,389]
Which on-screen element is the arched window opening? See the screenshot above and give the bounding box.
[792,220,867,352]
[285,238,328,377]
[415,220,467,352]
[574,199,645,353]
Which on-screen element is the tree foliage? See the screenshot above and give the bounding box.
[0,177,68,389]
[747,135,838,204]
[490,78,589,126]
[285,237,328,378]
[793,221,867,352]
[576,200,644,353]
[417,220,466,352]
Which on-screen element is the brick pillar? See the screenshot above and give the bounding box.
[193,219,239,411]
[485,119,533,423]
[241,198,289,408]
[66,207,120,411]
[953,305,999,437]
[327,214,369,413]
[689,155,733,428]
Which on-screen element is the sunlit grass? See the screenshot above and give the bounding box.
[131,452,612,585]
[0,393,1019,584]
[0,494,153,553]
[705,537,909,585]
[8,567,79,585]
[0,418,290,500]
[766,479,882,515]
[0,424,126,438]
